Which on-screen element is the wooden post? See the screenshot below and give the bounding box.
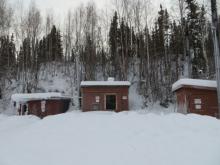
[211,0,220,118]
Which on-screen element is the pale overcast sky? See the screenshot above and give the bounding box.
[8,0,172,13]
[8,0,219,20]
[9,0,111,15]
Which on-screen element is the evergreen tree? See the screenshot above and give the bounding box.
[50,25,58,61]
[156,5,171,103]
[18,38,31,71]
[56,29,63,60]
[0,36,9,75]
[185,0,206,78]
[109,11,119,78]
[37,25,63,63]
[170,21,183,79]
[8,35,16,68]
[82,34,96,80]
[157,5,165,56]
[37,39,45,64]
[109,12,134,80]
[0,35,16,76]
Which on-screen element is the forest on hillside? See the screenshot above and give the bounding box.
[0,0,220,106]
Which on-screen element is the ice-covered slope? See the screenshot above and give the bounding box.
[0,112,219,165]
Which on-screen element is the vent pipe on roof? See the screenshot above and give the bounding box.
[108,77,115,81]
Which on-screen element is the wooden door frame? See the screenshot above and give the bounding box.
[104,93,117,111]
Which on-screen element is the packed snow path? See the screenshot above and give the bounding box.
[0,111,219,165]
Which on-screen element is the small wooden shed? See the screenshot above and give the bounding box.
[80,78,131,112]
[11,93,71,118]
[172,79,219,117]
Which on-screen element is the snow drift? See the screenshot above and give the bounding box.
[0,112,219,165]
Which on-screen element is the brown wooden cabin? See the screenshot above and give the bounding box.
[172,79,219,118]
[81,78,131,112]
[11,93,71,118]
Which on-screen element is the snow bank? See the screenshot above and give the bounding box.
[172,78,216,92]
[0,112,219,165]
[129,83,145,109]
[11,93,62,103]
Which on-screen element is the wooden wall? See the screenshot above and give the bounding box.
[175,87,218,117]
[81,86,129,112]
[27,99,71,118]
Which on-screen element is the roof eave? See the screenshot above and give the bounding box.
[81,85,131,87]
[172,85,217,92]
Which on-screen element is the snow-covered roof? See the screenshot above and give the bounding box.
[172,79,217,92]
[11,93,63,103]
[81,81,131,87]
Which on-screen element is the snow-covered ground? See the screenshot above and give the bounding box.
[0,111,219,165]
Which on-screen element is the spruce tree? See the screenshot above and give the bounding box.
[37,25,63,63]
[47,25,63,61]
[0,36,8,75]
[37,39,44,64]
[0,35,16,76]
[157,5,165,56]
[185,0,206,78]
[18,38,31,71]
[82,34,96,80]
[109,11,119,77]
[50,25,57,61]
[170,21,184,79]
[156,5,171,103]
[8,34,16,68]
[56,29,63,61]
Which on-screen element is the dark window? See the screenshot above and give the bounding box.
[106,95,116,110]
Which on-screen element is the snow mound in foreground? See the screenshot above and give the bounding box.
[0,112,219,165]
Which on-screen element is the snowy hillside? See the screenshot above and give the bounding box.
[0,63,80,114]
[0,111,219,165]
[0,62,169,114]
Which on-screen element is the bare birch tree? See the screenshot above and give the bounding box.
[20,1,42,93]
[0,0,13,35]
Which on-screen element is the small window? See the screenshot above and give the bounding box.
[195,104,202,110]
[194,99,202,104]
[95,96,100,103]
[122,96,127,100]
[194,98,202,110]
[41,101,46,112]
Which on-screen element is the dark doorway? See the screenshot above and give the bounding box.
[23,104,27,114]
[106,95,116,110]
